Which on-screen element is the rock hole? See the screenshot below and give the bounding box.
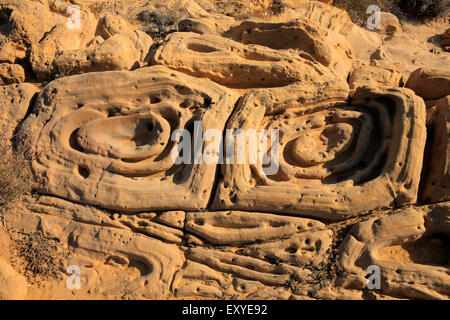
[195,218,205,226]
[285,246,298,254]
[77,165,90,179]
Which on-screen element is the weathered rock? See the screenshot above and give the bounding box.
[378,12,401,35]
[0,41,25,64]
[423,96,450,203]
[406,68,450,100]
[152,32,341,88]
[338,206,450,299]
[178,14,237,35]
[224,19,355,79]
[96,13,153,62]
[213,86,426,220]
[348,61,402,90]
[185,211,325,245]
[0,83,39,144]
[0,260,28,300]
[0,1,64,63]
[186,246,312,286]
[0,63,25,85]
[28,5,98,80]
[53,34,143,76]
[281,0,382,59]
[442,27,450,51]
[19,65,238,212]
[5,210,184,299]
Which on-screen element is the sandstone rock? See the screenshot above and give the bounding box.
[178,14,237,35]
[423,96,450,203]
[348,61,402,90]
[241,229,332,266]
[185,211,325,245]
[406,67,450,100]
[38,13,152,78]
[5,210,184,299]
[443,28,450,39]
[213,86,426,220]
[224,19,355,79]
[28,5,98,80]
[111,213,184,244]
[0,83,39,144]
[0,41,25,64]
[186,247,312,286]
[0,260,28,300]
[0,0,448,302]
[53,34,143,76]
[152,32,341,88]
[281,0,382,58]
[22,195,123,229]
[338,206,450,299]
[378,12,401,35]
[0,1,65,63]
[0,63,25,85]
[19,66,238,212]
[96,14,153,62]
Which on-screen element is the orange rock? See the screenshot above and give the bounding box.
[19,66,238,212]
[152,32,340,88]
[348,60,402,90]
[423,96,450,203]
[0,63,25,85]
[213,86,426,220]
[338,205,450,299]
[406,68,450,100]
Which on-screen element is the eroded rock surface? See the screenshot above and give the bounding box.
[19,66,238,212]
[0,0,449,301]
[213,86,426,220]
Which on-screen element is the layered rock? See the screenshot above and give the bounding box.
[213,86,426,220]
[338,205,450,299]
[0,83,39,144]
[348,61,403,90]
[19,66,238,212]
[53,14,153,77]
[406,68,450,101]
[152,32,343,89]
[423,96,450,203]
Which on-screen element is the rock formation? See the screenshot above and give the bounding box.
[0,0,448,300]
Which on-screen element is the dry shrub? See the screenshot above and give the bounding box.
[397,0,450,21]
[333,0,396,26]
[0,134,33,214]
[213,0,286,19]
[10,230,70,282]
[333,0,449,25]
[138,4,187,40]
